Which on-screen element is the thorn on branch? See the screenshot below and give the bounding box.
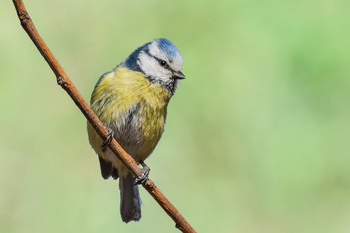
[143,179,155,189]
[19,12,30,22]
[176,223,185,232]
[57,75,66,86]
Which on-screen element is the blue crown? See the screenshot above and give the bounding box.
[155,38,180,62]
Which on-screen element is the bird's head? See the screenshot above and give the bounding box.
[122,38,185,94]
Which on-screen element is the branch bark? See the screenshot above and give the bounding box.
[12,1,196,232]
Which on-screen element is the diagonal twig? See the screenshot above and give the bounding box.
[12,1,196,232]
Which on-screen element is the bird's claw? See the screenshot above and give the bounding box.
[135,161,150,185]
[101,129,114,152]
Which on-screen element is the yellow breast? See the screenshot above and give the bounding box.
[89,66,172,172]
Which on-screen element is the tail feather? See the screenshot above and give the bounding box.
[98,156,113,180]
[97,156,119,180]
[119,173,141,223]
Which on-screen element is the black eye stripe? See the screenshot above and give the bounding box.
[155,57,175,72]
[144,49,175,73]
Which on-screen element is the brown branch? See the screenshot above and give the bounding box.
[12,1,196,232]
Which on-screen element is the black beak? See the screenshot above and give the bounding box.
[173,71,185,80]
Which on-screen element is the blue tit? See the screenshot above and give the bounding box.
[87,38,185,223]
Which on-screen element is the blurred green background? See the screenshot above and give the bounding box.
[1,0,350,232]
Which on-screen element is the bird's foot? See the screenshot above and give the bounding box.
[101,129,114,152]
[135,161,150,185]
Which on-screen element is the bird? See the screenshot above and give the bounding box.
[87,38,185,223]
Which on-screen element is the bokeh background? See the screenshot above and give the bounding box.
[1,0,350,232]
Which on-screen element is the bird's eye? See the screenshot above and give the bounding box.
[159,60,167,67]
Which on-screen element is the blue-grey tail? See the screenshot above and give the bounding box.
[119,173,141,223]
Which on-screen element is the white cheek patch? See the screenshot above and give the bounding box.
[137,52,158,75]
[138,52,171,80]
